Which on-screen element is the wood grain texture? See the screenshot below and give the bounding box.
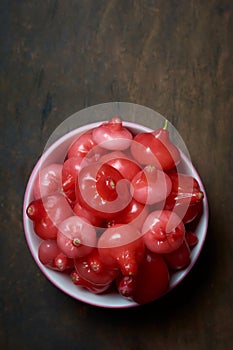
[0,1,232,349]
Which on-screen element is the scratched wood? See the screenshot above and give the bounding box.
[0,1,232,349]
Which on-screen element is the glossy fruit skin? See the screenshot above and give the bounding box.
[183,201,203,224]
[27,193,72,240]
[164,173,204,224]
[54,252,74,271]
[142,210,185,254]
[130,128,181,171]
[163,239,191,270]
[67,130,99,159]
[107,199,149,230]
[74,249,120,285]
[98,224,145,276]
[100,151,141,181]
[38,239,60,268]
[131,251,170,304]
[33,216,58,240]
[62,157,83,202]
[76,162,131,219]
[38,239,73,271]
[92,117,133,150]
[116,275,136,299]
[185,231,199,248]
[27,119,205,304]
[130,165,172,205]
[57,216,97,259]
[26,198,46,221]
[70,269,112,294]
[33,163,63,199]
[73,201,105,228]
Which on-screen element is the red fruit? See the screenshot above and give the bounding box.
[163,239,191,270]
[54,253,74,271]
[27,193,72,240]
[57,216,97,259]
[26,199,46,221]
[100,151,141,181]
[92,117,133,150]
[38,239,60,268]
[70,270,111,294]
[130,165,172,205]
[164,172,204,224]
[62,157,83,202]
[142,210,185,254]
[67,130,100,159]
[95,163,123,201]
[107,199,149,230]
[74,249,120,285]
[185,231,199,248]
[33,163,63,199]
[38,239,73,271]
[73,201,105,228]
[116,275,136,299]
[183,201,203,224]
[130,121,181,171]
[98,224,145,276]
[132,251,170,304]
[33,216,58,240]
[76,162,131,219]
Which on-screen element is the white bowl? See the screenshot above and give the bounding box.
[23,118,209,308]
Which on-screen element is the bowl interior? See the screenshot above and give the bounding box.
[23,121,208,308]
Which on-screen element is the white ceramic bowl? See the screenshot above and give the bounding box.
[23,120,209,308]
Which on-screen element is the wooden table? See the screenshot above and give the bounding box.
[1,1,232,349]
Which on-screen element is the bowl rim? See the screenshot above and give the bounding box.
[23,120,209,308]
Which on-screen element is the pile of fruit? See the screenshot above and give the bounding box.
[26,117,204,304]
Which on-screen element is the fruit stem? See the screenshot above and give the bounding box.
[163,119,168,130]
[117,256,138,276]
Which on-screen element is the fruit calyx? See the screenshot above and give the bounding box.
[73,238,82,247]
[109,117,123,130]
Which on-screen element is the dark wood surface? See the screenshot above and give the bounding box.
[1,1,232,349]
